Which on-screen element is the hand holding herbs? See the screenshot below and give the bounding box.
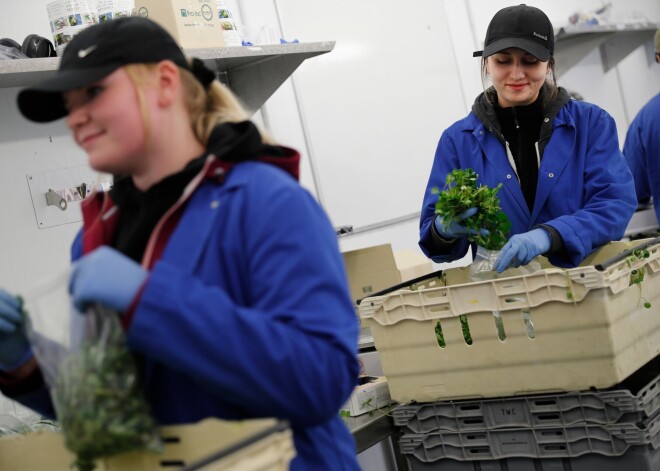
[434,207,485,239]
[433,168,511,250]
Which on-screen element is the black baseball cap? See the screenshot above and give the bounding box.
[473,4,554,61]
[18,17,190,123]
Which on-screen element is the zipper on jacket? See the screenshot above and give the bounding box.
[142,154,216,268]
[512,107,520,129]
[504,141,520,183]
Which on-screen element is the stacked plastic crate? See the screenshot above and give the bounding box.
[393,357,660,470]
[358,238,660,470]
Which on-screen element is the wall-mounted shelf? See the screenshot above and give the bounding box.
[0,41,335,113]
[555,22,659,76]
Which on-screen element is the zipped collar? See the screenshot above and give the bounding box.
[471,84,571,159]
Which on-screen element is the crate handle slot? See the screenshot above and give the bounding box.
[160,460,186,467]
[467,447,490,455]
[534,399,558,406]
[459,404,481,411]
[161,436,181,443]
[434,321,446,348]
[424,290,448,299]
[538,414,560,421]
[429,305,451,313]
[460,315,473,345]
[543,445,568,451]
[522,309,536,339]
[493,311,506,341]
[463,418,485,425]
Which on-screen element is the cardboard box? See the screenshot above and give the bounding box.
[395,248,435,282]
[343,244,401,304]
[342,244,433,305]
[341,376,392,417]
[133,0,225,49]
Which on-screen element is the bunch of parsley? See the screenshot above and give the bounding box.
[432,168,511,250]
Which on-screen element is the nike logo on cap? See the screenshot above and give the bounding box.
[78,45,98,58]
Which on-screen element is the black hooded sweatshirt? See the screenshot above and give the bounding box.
[110,121,289,263]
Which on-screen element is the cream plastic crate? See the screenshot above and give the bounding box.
[0,418,294,470]
[358,239,660,403]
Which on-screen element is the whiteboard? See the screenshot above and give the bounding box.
[274,0,467,229]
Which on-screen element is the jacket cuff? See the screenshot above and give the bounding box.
[535,224,564,255]
[430,217,462,251]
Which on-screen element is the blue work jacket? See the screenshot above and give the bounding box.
[420,93,636,267]
[14,157,361,471]
[85,162,360,470]
[623,92,660,223]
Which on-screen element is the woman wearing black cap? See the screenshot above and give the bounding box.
[419,4,636,271]
[0,17,360,471]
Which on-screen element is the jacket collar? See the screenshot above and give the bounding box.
[80,121,301,262]
[205,120,300,183]
[471,84,571,158]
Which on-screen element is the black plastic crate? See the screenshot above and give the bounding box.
[405,443,660,471]
[394,357,660,434]
[399,412,660,462]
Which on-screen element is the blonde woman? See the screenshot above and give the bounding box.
[1,17,360,471]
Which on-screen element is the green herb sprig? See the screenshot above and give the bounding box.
[52,311,161,471]
[432,168,511,250]
[628,248,652,309]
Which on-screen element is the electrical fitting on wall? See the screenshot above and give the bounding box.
[27,167,112,229]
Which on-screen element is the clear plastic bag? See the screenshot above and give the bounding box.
[0,414,33,436]
[469,246,542,281]
[0,413,59,436]
[23,272,161,471]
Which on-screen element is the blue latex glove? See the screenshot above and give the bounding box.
[494,228,551,273]
[0,289,32,370]
[69,247,148,314]
[434,207,488,239]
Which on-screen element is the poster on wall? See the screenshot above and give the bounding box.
[46,0,134,56]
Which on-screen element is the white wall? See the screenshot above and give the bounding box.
[236,0,660,257]
[0,0,657,291]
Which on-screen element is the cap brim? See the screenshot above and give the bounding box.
[17,64,119,123]
[479,37,550,61]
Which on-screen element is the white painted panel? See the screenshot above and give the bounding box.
[0,87,88,295]
[269,0,466,230]
[0,1,54,48]
[557,47,629,145]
